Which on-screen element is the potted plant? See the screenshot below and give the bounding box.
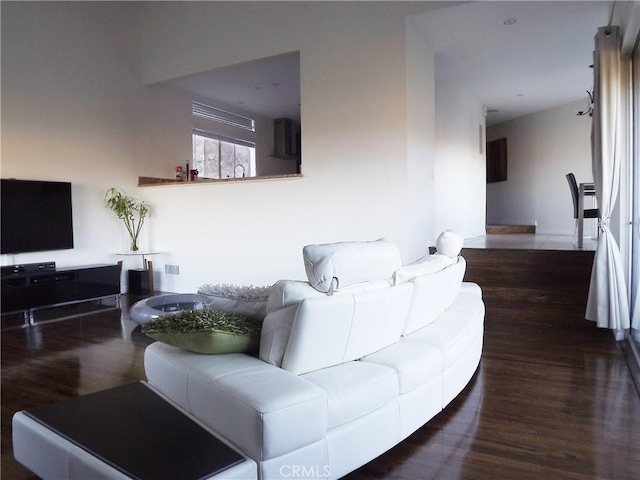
[104,187,150,252]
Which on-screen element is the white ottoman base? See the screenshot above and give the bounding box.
[12,383,257,480]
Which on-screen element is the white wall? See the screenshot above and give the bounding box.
[1,2,143,275]
[405,19,437,259]
[3,2,465,293]
[486,100,593,235]
[433,80,487,238]
[137,1,446,291]
[135,85,192,180]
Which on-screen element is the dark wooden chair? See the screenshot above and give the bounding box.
[566,173,599,248]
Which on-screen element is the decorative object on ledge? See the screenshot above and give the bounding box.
[138,174,303,187]
[104,187,150,252]
[576,89,594,117]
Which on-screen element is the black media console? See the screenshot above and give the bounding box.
[1,262,121,326]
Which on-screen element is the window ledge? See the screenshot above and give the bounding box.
[138,174,303,187]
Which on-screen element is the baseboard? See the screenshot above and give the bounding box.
[621,337,640,398]
[486,225,536,234]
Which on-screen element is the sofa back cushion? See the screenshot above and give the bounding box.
[261,279,404,367]
[280,283,414,375]
[303,238,400,293]
[266,280,325,314]
[260,238,410,373]
[401,256,466,335]
[393,254,456,284]
[435,230,464,258]
[266,278,391,314]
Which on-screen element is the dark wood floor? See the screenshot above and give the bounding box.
[2,247,640,480]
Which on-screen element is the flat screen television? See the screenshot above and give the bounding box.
[1,179,74,255]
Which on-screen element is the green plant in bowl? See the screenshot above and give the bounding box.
[141,309,263,354]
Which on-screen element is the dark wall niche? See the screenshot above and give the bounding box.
[486,137,507,183]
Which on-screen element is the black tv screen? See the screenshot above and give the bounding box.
[1,179,74,254]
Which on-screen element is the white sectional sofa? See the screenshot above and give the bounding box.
[144,233,485,480]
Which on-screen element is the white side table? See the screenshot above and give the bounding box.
[117,252,160,295]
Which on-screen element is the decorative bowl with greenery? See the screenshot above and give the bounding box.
[141,309,263,354]
[104,187,150,252]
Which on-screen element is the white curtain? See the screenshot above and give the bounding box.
[633,272,640,339]
[586,26,630,332]
[632,36,640,341]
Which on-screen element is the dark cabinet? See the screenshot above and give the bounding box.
[1,264,121,323]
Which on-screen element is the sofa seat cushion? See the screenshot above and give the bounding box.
[361,342,443,394]
[402,291,484,369]
[144,342,327,461]
[302,361,398,430]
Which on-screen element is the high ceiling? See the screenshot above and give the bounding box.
[164,51,301,122]
[410,1,611,126]
[162,1,611,127]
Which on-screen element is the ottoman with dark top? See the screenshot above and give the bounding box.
[12,382,257,480]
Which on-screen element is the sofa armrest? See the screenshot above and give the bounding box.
[144,343,327,461]
[460,281,482,298]
[259,304,299,367]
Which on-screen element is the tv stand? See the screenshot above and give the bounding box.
[1,263,121,326]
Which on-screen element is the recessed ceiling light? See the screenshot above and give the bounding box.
[503,17,517,26]
[254,86,263,90]
[272,82,281,87]
[516,93,524,97]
